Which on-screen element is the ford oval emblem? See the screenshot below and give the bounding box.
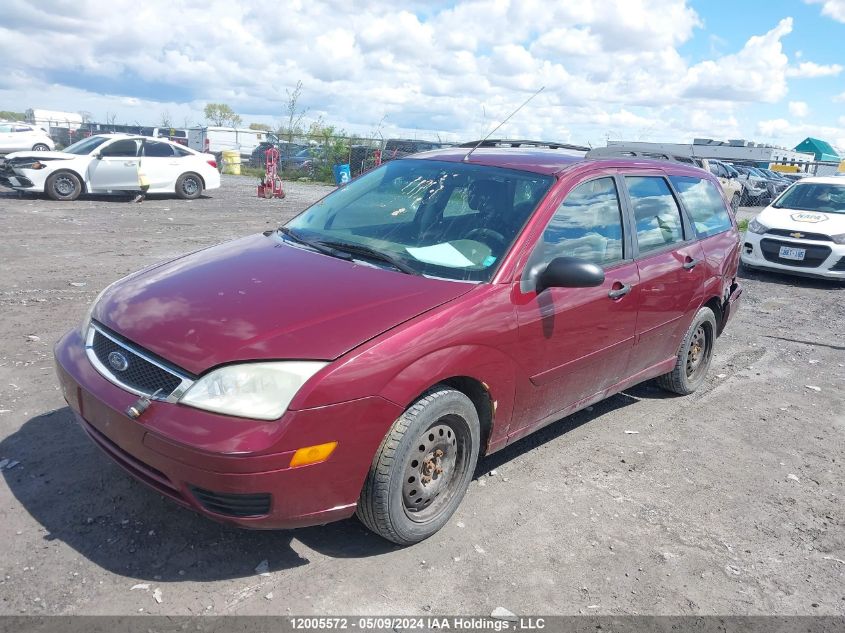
[108,351,129,372]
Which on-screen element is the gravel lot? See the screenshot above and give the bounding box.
[0,176,843,617]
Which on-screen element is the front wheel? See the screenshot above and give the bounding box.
[45,171,82,201]
[175,173,203,199]
[656,307,717,395]
[32,143,50,152]
[357,386,480,545]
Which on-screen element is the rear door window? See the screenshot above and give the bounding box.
[625,176,685,255]
[669,176,733,237]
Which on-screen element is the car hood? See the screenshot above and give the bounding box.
[5,151,72,162]
[94,233,474,375]
[757,206,845,233]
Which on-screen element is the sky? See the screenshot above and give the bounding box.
[1,0,844,150]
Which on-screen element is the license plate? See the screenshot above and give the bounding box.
[779,246,806,261]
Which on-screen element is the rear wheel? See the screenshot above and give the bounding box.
[656,307,717,395]
[45,171,82,201]
[357,386,480,545]
[32,143,49,152]
[175,172,203,199]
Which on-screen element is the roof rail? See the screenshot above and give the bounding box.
[456,139,590,152]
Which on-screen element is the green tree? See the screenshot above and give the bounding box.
[0,110,26,121]
[282,80,308,143]
[204,103,242,127]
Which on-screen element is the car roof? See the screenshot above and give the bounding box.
[410,146,713,178]
[790,176,845,185]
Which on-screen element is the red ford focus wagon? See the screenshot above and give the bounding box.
[54,142,742,544]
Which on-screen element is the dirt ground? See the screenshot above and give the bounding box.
[0,176,843,617]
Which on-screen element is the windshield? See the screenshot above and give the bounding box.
[63,136,110,155]
[772,182,845,213]
[285,158,554,281]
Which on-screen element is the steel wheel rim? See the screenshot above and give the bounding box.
[182,177,199,195]
[34,145,47,151]
[685,323,711,381]
[402,416,469,522]
[54,176,75,196]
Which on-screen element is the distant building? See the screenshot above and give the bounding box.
[605,139,814,167]
[25,109,84,130]
[793,137,841,162]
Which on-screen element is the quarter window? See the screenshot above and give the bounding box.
[669,176,733,237]
[626,176,685,254]
[527,177,625,276]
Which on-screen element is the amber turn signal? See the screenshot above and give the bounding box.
[289,441,337,468]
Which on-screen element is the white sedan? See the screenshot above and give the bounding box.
[0,122,55,153]
[0,134,220,201]
[742,176,845,281]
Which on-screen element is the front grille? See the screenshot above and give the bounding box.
[759,238,831,268]
[767,229,832,242]
[831,257,845,272]
[90,327,184,398]
[190,487,272,517]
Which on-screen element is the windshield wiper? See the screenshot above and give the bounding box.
[278,227,352,261]
[316,240,421,275]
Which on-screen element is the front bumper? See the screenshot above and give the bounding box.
[741,232,845,280]
[54,328,403,529]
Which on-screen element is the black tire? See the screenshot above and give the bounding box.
[45,170,82,201]
[656,307,717,395]
[32,143,50,152]
[357,386,480,545]
[175,172,203,200]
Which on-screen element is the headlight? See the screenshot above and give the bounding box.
[832,233,845,245]
[178,361,328,420]
[748,218,768,234]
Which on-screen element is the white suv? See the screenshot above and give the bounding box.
[0,122,55,154]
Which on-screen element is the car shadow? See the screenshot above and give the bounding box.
[0,407,397,582]
[477,388,646,474]
[5,391,649,580]
[738,264,843,289]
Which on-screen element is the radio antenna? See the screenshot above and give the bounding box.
[462,86,545,162]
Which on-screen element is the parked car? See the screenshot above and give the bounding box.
[705,159,744,211]
[249,141,307,168]
[280,146,325,174]
[54,146,742,544]
[729,164,771,206]
[741,176,845,280]
[0,134,220,200]
[0,122,55,154]
[382,138,446,162]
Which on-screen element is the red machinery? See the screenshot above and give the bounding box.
[257,147,285,199]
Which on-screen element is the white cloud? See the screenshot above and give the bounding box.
[0,1,840,148]
[788,101,810,117]
[756,118,845,148]
[805,0,845,22]
[682,18,792,103]
[834,92,845,102]
[786,61,844,77]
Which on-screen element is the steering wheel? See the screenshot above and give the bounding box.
[465,228,507,253]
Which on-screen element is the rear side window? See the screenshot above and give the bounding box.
[625,176,685,255]
[100,139,140,157]
[530,177,625,269]
[144,140,176,157]
[669,176,733,238]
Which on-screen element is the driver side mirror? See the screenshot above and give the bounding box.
[92,152,102,159]
[536,257,605,294]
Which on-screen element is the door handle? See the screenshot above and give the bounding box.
[608,283,632,299]
[123,161,137,166]
[683,258,700,270]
